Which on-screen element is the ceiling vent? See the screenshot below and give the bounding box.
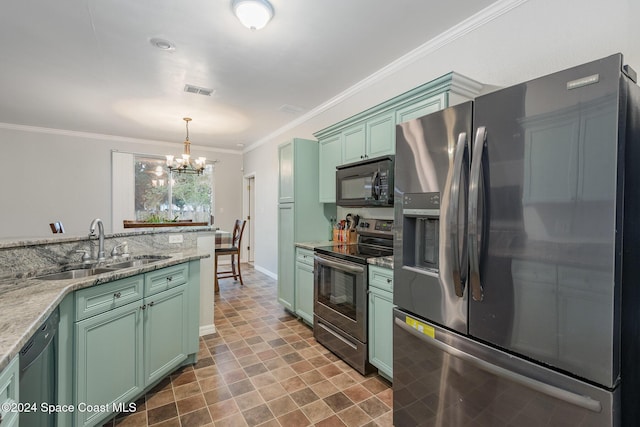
[278,104,305,114]
[184,84,215,96]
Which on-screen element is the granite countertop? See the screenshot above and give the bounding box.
[0,226,217,250]
[0,250,209,372]
[295,241,333,250]
[368,256,394,269]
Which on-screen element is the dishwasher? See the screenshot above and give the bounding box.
[19,307,59,427]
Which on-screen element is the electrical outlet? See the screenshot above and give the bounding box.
[169,234,183,244]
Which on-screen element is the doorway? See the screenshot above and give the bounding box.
[243,173,256,264]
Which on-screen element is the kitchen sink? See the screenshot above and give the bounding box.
[36,267,117,280]
[108,258,160,269]
[34,255,170,280]
[108,255,170,269]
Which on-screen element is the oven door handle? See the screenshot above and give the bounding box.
[314,255,365,274]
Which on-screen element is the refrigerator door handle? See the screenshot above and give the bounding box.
[449,131,469,298]
[394,317,603,413]
[469,126,486,301]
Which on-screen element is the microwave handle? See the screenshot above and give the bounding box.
[372,171,380,200]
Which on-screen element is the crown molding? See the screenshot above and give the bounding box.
[0,122,242,155]
[245,0,529,153]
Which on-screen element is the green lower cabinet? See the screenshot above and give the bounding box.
[278,204,295,312]
[71,262,196,427]
[144,285,189,385]
[368,265,395,381]
[294,248,315,325]
[0,355,19,427]
[368,287,394,380]
[74,301,144,427]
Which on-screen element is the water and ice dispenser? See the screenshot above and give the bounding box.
[402,192,440,271]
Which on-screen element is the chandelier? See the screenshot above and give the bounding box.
[166,117,206,175]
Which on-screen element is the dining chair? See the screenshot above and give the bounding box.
[49,222,65,233]
[215,219,247,292]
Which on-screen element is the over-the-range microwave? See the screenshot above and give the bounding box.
[336,155,394,207]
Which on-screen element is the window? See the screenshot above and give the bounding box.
[134,155,214,223]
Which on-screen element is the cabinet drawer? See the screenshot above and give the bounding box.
[369,265,393,292]
[75,275,144,321]
[0,355,19,427]
[145,264,189,296]
[296,248,315,267]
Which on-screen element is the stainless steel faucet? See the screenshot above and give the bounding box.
[89,218,106,262]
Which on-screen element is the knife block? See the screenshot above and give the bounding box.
[333,229,357,243]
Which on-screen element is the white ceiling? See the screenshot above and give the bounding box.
[0,0,497,151]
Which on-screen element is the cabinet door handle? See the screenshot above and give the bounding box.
[148,301,155,307]
[114,292,122,298]
[386,278,392,284]
[140,304,147,310]
[167,276,173,282]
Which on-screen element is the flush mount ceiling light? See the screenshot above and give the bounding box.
[166,118,206,175]
[149,37,175,51]
[232,0,274,30]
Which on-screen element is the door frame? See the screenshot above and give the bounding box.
[242,172,256,263]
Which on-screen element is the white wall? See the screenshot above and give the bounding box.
[242,140,280,275]
[244,0,640,276]
[0,125,243,238]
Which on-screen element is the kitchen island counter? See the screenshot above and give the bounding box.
[0,250,207,372]
[0,228,213,372]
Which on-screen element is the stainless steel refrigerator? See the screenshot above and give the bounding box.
[393,53,640,426]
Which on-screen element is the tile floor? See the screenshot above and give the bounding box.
[103,264,393,427]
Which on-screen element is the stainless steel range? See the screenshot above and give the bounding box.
[313,218,393,375]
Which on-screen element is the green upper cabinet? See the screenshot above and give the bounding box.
[342,123,367,164]
[278,142,294,203]
[318,134,342,203]
[395,93,447,123]
[366,111,396,158]
[314,72,484,203]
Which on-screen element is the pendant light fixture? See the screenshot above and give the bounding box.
[166,117,206,175]
[232,0,274,30]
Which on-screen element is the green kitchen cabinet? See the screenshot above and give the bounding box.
[143,284,189,385]
[318,134,342,203]
[366,111,396,159]
[315,72,484,204]
[395,93,447,124]
[341,123,367,164]
[278,141,294,204]
[278,139,331,314]
[368,265,394,381]
[278,203,296,311]
[69,262,197,427]
[74,300,144,427]
[0,355,19,427]
[295,247,315,325]
[343,113,396,165]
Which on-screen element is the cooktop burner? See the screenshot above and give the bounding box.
[314,243,393,265]
[314,218,394,264]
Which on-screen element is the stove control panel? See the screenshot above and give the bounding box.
[357,219,393,236]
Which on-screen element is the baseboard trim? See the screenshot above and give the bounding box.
[199,324,216,337]
[254,264,277,280]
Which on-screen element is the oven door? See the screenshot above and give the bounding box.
[314,253,367,342]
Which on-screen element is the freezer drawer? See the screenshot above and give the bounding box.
[393,309,618,427]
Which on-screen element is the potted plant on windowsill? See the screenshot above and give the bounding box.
[123,214,207,228]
